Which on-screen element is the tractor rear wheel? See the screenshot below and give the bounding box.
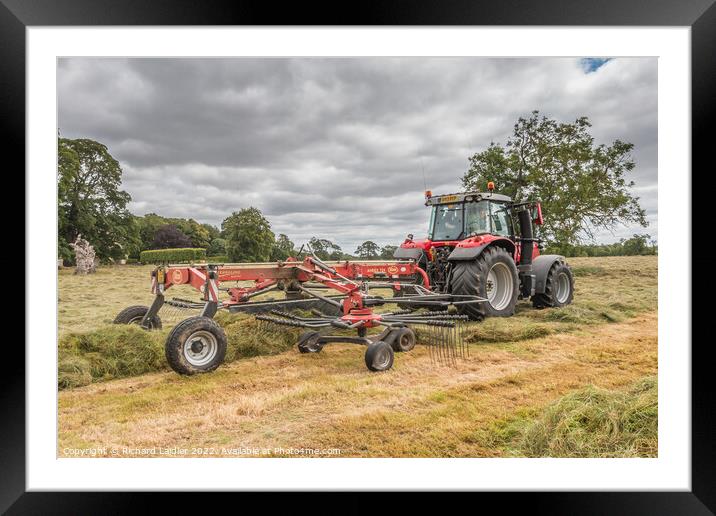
[531,261,574,308]
[113,305,162,330]
[450,246,519,320]
[165,316,227,375]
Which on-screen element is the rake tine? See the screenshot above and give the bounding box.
[455,325,460,363]
[449,325,455,366]
[430,324,436,362]
[429,325,436,361]
[447,325,453,366]
[462,321,468,358]
[430,326,436,363]
[458,325,463,362]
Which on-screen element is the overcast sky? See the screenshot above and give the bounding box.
[57,57,657,252]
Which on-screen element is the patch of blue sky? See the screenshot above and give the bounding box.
[580,58,613,73]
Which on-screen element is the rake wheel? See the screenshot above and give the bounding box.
[365,341,394,372]
[165,316,227,375]
[391,327,416,352]
[113,305,162,330]
[297,331,323,353]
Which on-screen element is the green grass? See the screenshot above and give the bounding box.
[486,376,658,457]
[58,313,303,389]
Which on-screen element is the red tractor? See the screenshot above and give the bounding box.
[393,183,574,320]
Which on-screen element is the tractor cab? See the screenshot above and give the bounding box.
[426,191,515,241]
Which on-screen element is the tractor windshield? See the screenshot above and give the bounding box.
[429,200,508,240]
[465,201,491,236]
[429,204,463,240]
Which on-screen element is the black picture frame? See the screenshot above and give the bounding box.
[4,0,713,512]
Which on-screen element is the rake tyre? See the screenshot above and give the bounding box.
[165,316,227,375]
[113,305,162,330]
[450,246,519,320]
[365,341,394,372]
[297,331,323,353]
[391,327,416,352]
[531,261,574,309]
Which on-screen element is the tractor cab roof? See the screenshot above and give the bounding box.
[425,191,512,206]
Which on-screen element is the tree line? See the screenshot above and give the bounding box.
[545,234,657,257]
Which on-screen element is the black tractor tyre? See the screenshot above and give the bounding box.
[113,305,162,330]
[391,327,416,352]
[449,246,519,320]
[297,330,323,353]
[531,261,575,309]
[365,341,395,372]
[164,316,227,375]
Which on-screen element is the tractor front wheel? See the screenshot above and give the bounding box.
[450,246,519,320]
[113,305,162,330]
[165,316,227,375]
[531,261,574,308]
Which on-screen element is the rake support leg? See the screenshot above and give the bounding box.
[201,300,218,319]
[141,294,164,329]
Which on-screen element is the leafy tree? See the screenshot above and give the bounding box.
[222,207,275,262]
[355,241,380,259]
[136,213,167,252]
[136,214,215,253]
[380,245,398,260]
[207,238,227,256]
[461,111,647,245]
[621,234,655,256]
[151,224,193,249]
[174,219,211,249]
[57,138,139,262]
[271,233,295,261]
[309,237,342,260]
[202,223,221,242]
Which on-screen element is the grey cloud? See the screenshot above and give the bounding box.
[58,57,658,250]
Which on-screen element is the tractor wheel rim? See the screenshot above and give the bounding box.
[555,272,571,303]
[373,347,390,369]
[485,262,514,311]
[183,330,218,366]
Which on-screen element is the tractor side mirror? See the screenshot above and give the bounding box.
[531,203,544,226]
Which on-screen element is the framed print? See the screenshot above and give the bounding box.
[4,0,714,512]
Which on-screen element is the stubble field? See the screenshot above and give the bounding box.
[57,255,658,458]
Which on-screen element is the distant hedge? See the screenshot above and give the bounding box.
[207,255,229,263]
[140,248,206,264]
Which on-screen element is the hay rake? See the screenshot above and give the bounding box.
[115,254,485,374]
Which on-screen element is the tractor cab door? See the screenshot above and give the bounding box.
[489,202,513,237]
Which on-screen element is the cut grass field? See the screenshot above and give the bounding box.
[57,255,657,457]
